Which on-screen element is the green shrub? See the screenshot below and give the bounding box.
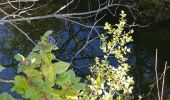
[0,11,134,100]
[79,11,134,100]
[0,31,85,100]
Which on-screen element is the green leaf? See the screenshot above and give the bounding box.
[56,70,74,85]
[41,65,55,85]
[44,46,53,53]
[72,83,86,91]
[32,78,44,87]
[42,81,53,95]
[23,69,41,78]
[49,94,61,100]
[0,93,14,100]
[17,64,25,73]
[53,61,70,74]
[43,30,53,37]
[14,54,25,61]
[32,45,42,52]
[47,53,56,61]
[12,76,29,95]
[72,77,81,84]
[0,65,5,72]
[24,86,41,100]
[27,52,41,65]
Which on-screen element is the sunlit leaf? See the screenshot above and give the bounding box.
[23,69,41,78]
[56,70,75,86]
[0,93,14,100]
[32,45,41,52]
[0,65,5,72]
[53,61,70,74]
[72,83,86,91]
[32,78,44,87]
[47,53,56,61]
[49,94,61,100]
[64,89,79,97]
[12,76,29,95]
[41,65,55,85]
[42,81,53,95]
[24,86,41,100]
[43,30,53,37]
[14,54,25,61]
[72,77,81,84]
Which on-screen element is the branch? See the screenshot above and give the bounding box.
[0,79,13,83]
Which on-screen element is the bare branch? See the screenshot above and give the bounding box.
[0,79,13,83]
[155,49,161,100]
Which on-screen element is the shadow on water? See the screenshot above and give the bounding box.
[0,0,170,99]
[134,19,170,99]
[0,13,106,98]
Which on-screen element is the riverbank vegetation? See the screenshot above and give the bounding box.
[0,11,135,100]
[0,0,170,100]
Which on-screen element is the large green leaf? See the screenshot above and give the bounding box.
[55,71,73,86]
[0,93,14,100]
[14,54,25,61]
[0,65,5,72]
[72,83,86,91]
[11,76,29,94]
[56,70,81,86]
[53,61,70,74]
[32,45,42,52]
[24,86,41,100]
[72,77,81,84]
[23,69,41,78]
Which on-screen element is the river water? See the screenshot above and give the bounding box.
[0,0,170,99]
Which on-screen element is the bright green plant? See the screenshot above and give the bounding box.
[79,11,134,100]
[0,31,85,100]
[0,11,135,100]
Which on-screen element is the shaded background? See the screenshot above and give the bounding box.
[0,0,170,99]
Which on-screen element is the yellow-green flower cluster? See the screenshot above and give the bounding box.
[80,11,134,100]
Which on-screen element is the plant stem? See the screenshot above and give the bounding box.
[155,49,160,100]
[0,79,13,83]
[160,61,167,100]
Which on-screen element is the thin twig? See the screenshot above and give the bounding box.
[8,21,36,45]
[155,49,160,100]
[161,61,167,100]
[0,79,13,83]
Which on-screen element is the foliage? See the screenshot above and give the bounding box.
[0,31,85,100]
[0,93,14,100]
[0,11,135,100]
[0,65,5,72]
[79,11,134,100]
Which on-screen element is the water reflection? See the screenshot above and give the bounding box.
[0,18,105,94]
[0,24,14,65]
[134,19,170,98]
[0,23,18,96]
[1,17,169,99]
[0,0,169,99]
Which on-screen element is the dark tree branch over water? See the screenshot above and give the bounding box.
[0,1,170,98]
[0,0,147,44]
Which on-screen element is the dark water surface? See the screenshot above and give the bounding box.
[0,0,170,99]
